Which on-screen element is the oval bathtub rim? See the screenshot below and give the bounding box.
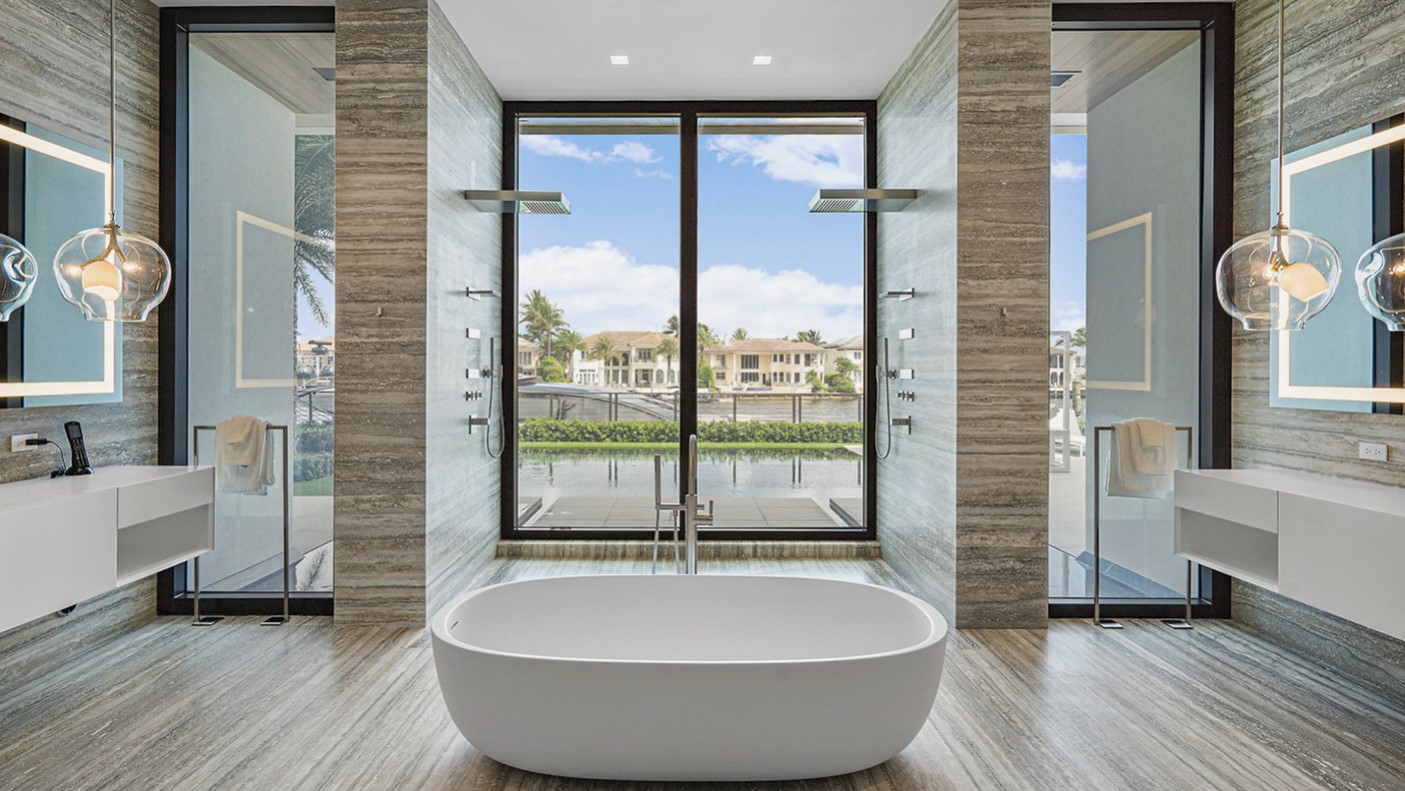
[430,574,949,667]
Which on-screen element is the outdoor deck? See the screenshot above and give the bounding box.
[527,496,846,529]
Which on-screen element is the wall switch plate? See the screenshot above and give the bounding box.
[1359,442,1388,462]
[10,433,37,452]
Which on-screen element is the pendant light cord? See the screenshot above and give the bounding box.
[108,0,118,226]
[1274,0,1286,225]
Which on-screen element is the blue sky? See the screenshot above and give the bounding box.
[296,128,1088,346]
[517,124,865,341]
[1050,134,1088,336]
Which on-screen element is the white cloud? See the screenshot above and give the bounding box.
[520,135,604,162]
[706,134,863,187]
[633,167,672,179]
[699,264,862,340]
[1051,158,1087,180]
[1051,299,1085,334]
[610,141,660,163]
[518,241,863,342]
[520,241,679,333]
[520,135,661,166]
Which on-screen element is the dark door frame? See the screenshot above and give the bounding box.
[499,100,879,542]
[156,5,336,617]
[0,115,27,408]
[1049,2,1235,620]
[1370,114,1405,413]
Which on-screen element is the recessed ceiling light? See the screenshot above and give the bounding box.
[610,55,630,65]
[752,55,773,66]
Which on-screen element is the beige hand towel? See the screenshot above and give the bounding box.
[1130,417,1168,475]
[215,416,274,495]
[1106,418,1178,499]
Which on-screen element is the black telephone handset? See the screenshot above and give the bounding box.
[64,421,93,476]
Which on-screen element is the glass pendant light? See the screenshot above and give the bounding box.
[52,0,171,323]
[0,234,38,321]
[1357,233,1405,330]
[1215,0,1341,331]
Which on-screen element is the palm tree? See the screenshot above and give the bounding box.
[588,335,616,364]
[697,323,720,352]
[520,290,566,357]
[554,328,585,374]
[654,336,679,385]
[795,329,823,346]
[834,356,858,381]
[294,135,335,332]
[664,314,680,336]
[731,327,749,342]
[1057,325,1086,351]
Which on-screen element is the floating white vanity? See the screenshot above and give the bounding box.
[1175,467,1405,641]
[0,466,214,632]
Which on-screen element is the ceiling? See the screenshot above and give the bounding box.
[154,2,1217,104]
[1051,29,1200,115]
[191,33,335,129]
[440,0,950,100]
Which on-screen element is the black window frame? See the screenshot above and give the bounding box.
[1049,2,1235,620]
[500,100,879,543]
[156,5,337,618]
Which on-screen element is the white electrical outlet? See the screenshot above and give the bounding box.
[1359,442,1388,462]
[10,433,37,452]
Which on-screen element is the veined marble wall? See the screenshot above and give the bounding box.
[335,0,502,625]
[334,0,432,626]
[0,0,160,686]
[877,0,1050,629]
[1230,0,1405,698]
[951,0,1051,628]
[425,1,502,618]
[876,1,960,626]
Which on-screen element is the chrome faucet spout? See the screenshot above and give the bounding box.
[683,434,712,574]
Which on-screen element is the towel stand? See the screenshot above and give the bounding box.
[190,424,292,627]
[1091,425,1195,631]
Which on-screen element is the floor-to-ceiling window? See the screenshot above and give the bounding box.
[697,116,866,530]
[1047,4,1233,617]
[159,8,336,615]
[504,105,875,540]
[513,116,682,530]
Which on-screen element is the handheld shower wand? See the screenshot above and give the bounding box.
[875,336,894,460]
[484,336,505,458]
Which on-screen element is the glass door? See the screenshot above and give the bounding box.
[185,29,337,595]
[1047,28,1203,603]
[505,107,874,539]
[696,116,867,530]
[513,116,682,531]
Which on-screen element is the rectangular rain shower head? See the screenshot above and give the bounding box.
[808,189,918,213]
[462,190,571,214]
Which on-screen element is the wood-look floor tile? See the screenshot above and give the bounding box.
[3,557,1405,790]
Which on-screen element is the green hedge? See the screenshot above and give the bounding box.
[294,452,334,482]
[517,418,862,445]
[297,424,334,454]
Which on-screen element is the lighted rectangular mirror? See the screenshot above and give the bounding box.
[0,118,122,407]
[1270,116,1404,412]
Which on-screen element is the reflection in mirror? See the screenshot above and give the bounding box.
[0,120,122,407]
[1271,119,1405,412]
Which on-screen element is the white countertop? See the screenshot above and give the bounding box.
[0,466,211,512]
[1177,467,1405,516]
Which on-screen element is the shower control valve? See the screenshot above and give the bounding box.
[465,390,483,401]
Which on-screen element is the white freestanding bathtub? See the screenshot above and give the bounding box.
[430,574,948,782]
